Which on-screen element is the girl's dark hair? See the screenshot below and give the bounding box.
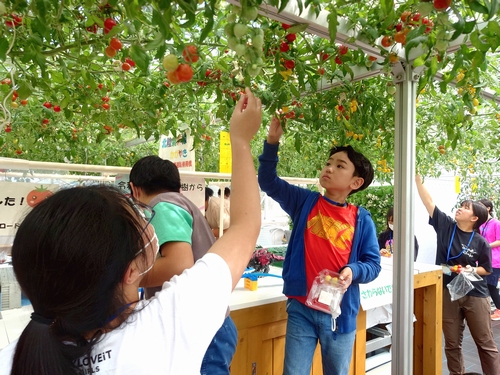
[386,206,394,230]
[205,187,214,201]
[328,145,374,195]
[11,185,149,375]
[478,199,494,214]
[460,200,489,233]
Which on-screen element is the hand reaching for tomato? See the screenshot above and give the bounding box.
[229,88,261,145]
[267,116,284,145]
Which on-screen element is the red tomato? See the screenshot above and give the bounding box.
[394,31,406,45]
[175,64,194,82]
[104,18,116,34]
[109,38,122,51]
[339,45,349,55]
[166,71,182,85]
[321,53,329,61]
[381,35,393,48]
[102,103,110,110]
[42,118,50,124]
[43,102,52,109]
[182,45,199,63]
[86,24,98,33]
[53,105,61,112]
[104,46,117,58]
[282,23,291,29]
[280,42,290,53]
[20,99,28,106]
[400,11,411,23]
[317,67,325,75]
[285,34,296,43]
[125,57,136,67]
[5,125,11,133]
[335,55,342,64]
[121,62,131,71]
[26,187,53,207]
[284,60,295,69]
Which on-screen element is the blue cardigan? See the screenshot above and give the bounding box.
[258,141,381,333]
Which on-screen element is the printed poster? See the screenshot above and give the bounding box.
[158,129,195,171]
[0,182,58,236]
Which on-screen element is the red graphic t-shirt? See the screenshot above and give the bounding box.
[291,196,358,304]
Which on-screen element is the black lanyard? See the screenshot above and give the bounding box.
[446,224,475,263]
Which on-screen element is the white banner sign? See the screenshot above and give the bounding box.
[359,268,393,311]
[158,129,195,171]
[113,175,205,212]
[0,182,58,236]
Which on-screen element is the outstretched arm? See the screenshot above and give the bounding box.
[415,175,435,218]
[266,117,283,145]
[208,88,262,290]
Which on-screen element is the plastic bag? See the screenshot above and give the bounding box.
[306,269,344,318]
[447,272,474,301]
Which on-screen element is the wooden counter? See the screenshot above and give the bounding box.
[229,264,442,375]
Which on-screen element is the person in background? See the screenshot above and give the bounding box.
[218,187,231,199]
[416,175,500,375]
[378,206,419,261]
[206,188,231,238]
[478,199,500,321]
[205,186,214,205]
[0,87,263,375]
[258,116,381,375]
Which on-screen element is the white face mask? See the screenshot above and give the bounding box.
[388,223,394,231]
[137,232,159,277]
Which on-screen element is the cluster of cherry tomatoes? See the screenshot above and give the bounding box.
[162,45,199,84]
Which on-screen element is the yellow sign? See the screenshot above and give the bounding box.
[455,176,460,194]
[219,131,232,173]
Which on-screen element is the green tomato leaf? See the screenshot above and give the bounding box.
[405,36,428,61]
[381,0,394,17]
[463,20,477,34]
[413,56,426,68]
[327,10,338,42]
[287,23,309,34]
[0,37,9,61]
[130,44,150,73]
[430,55,438,76]
[468,0,489,14]
[290,85,301,97]
[145,33,165,51]
[199,16,214,44]
[16,81,32,100]
[488,0,499,20]
[450,11,465,41]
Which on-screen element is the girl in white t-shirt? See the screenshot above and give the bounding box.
[0,88,263,375]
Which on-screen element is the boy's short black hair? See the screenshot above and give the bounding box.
[329,145,374,195]
[129,155,181,196]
